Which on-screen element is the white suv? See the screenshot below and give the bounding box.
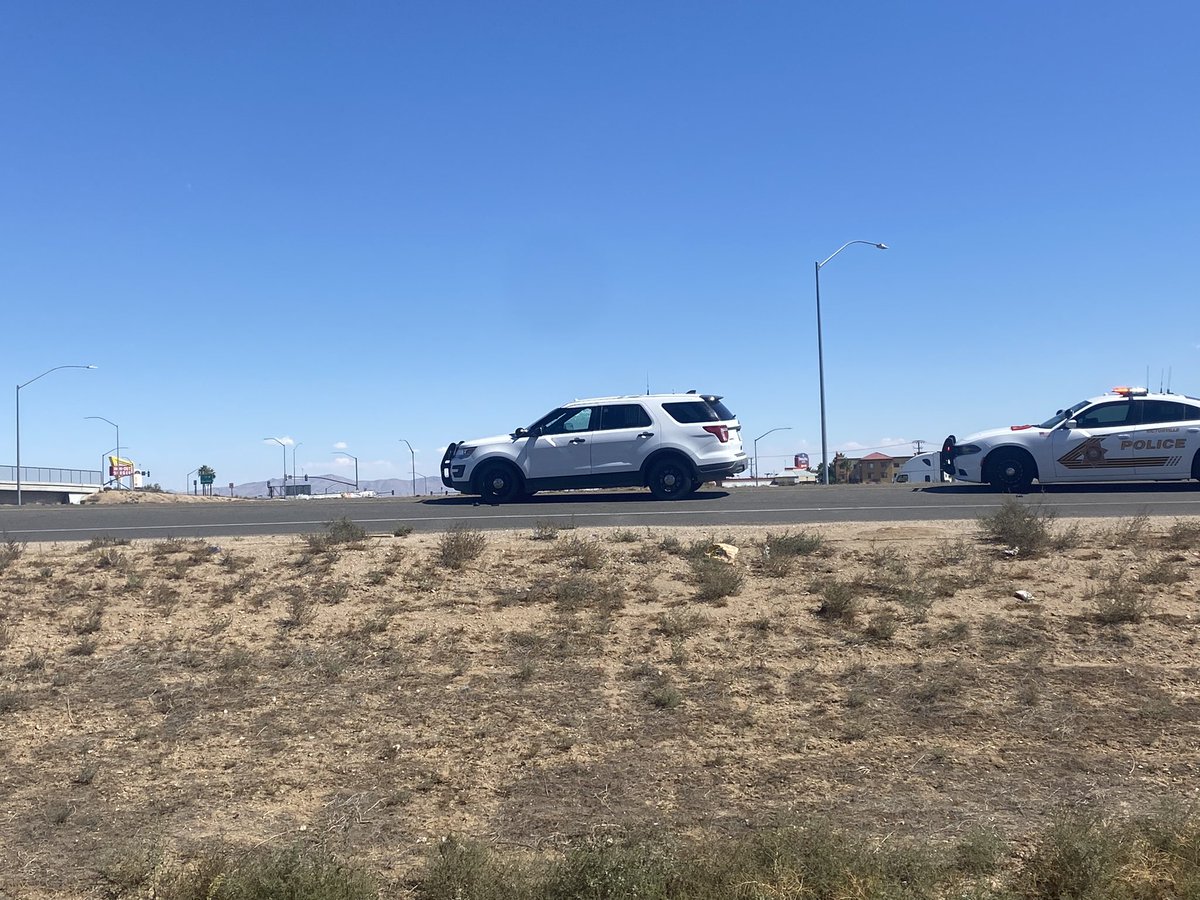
[440,393,748,502]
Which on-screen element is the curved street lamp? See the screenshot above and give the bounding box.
[85,416,120,489]
[753,426,792,482]
[264,438,288,496]
[815,241,887,485]
[185,467,199,495]
[16,364,97,506]
[333,451,359,491]
[399,439,416,496]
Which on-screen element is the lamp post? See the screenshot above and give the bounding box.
[413,471,431,495]
[399,439,416,496]
[753,427,792,483]
[334,451,359,491]
[292,442,303,485]
[265,438,288,497]
[815,240,887,485]
[185,468,199,495]
[16,364,97,506]
[85,416,120,489]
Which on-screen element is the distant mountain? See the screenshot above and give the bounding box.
[214,473,447,499]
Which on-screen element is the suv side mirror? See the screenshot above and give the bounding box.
[1063,418,1078,430]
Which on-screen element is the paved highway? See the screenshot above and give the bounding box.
[2,483,1199,542]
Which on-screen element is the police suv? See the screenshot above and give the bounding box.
[940,387,1200,491]
[441,393,748,502]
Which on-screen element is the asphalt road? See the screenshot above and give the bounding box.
[2,483,1200,542]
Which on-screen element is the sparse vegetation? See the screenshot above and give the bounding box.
[689,556,744,601]
[0,538,24,572]
[816,578,860,623]
[437,524,487,569]
[978,498,1057,556]
[0,518,1197,899]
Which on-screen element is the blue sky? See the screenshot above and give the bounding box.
[4,2,1199,487]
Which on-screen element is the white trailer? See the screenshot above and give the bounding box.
[893,452,946,484]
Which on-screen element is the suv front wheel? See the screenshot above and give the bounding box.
[647,457,696,500]
[475,461,523,503]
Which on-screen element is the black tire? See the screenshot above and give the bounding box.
[475,462,522,503]
[986,449,1036,493]
[691,477,704,494]
[647,457,694,500]
[1192,451,1200,481]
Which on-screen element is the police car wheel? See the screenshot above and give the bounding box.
[1192,451,1200,481]
[987,449,1035,493]
[476,462,522,503]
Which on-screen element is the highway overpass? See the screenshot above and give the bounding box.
[0,465,103,505]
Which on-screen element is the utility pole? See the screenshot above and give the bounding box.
[912,439,926,455]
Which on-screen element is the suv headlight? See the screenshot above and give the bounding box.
[954,444,982,456]
[455,446,477,459]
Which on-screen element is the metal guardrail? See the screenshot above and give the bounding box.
[0,465,102,485]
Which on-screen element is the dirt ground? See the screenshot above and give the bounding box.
[1,515,1197,898]
[80,490,239,505]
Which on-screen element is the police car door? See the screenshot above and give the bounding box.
[1129,400,1200,479]
[1050,400,1137,480]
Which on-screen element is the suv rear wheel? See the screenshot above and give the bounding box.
[476,461,522,503]
[647,457,695,500]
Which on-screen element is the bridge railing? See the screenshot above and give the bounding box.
[0,465,102,485]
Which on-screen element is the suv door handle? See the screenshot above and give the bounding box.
[569,437,586,444]
[1116,434,1131,439]
[638,431,654,438]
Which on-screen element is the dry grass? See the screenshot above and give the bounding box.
[0,516,1198,899]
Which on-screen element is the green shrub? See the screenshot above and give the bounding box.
[978,498,1054,556]
[816,579,859,624]
[438,524,487,569]
[690,557,744,601]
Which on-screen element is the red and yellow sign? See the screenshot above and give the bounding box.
[109,455,135,478]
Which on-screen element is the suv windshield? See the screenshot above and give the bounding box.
[1038,400,1089,429]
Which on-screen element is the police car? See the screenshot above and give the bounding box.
[940,387,1200,491]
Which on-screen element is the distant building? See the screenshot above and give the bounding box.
[847,452,913,484]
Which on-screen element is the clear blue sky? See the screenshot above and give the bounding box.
[4,2,1199,487]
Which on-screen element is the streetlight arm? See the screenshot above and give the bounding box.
[20,364,97,390]
[754,426,793,443]
[817,240,887,269]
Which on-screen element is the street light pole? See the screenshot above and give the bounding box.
[334,452,359,492]
[815,241,887,485]
[185,468,199,495]
[753,426,792,483]
[85,416,119,489]
[265,438,288,497]
[399,439,416,496]
[292,442,303,485]
[16,364,97,506]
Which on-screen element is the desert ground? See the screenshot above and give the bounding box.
[1,509,1197,897]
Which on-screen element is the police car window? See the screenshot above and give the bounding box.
[663,402,719,424]
[1039,400,1089,429]
[1136,400,1186,425]
[1074,402,1132,429]
[598,404,653,431]
[537,407,595,435]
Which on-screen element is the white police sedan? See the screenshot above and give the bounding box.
[940,387,1200,491]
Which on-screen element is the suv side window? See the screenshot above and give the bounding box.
[662,401,718,424]
[598,404,652,430]
[1075,401,1135,429]
[536,407,596,435]
[1137,400,1195,425]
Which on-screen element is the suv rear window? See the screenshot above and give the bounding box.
[663,400,734,424]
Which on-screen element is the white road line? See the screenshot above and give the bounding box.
[3,495,1198,537]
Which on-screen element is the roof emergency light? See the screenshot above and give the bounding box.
[1112,386,1149,397]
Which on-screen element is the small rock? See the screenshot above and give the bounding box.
[705,542,739,563]
[1014,590,1034,602]
[1003,547,1020,557]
